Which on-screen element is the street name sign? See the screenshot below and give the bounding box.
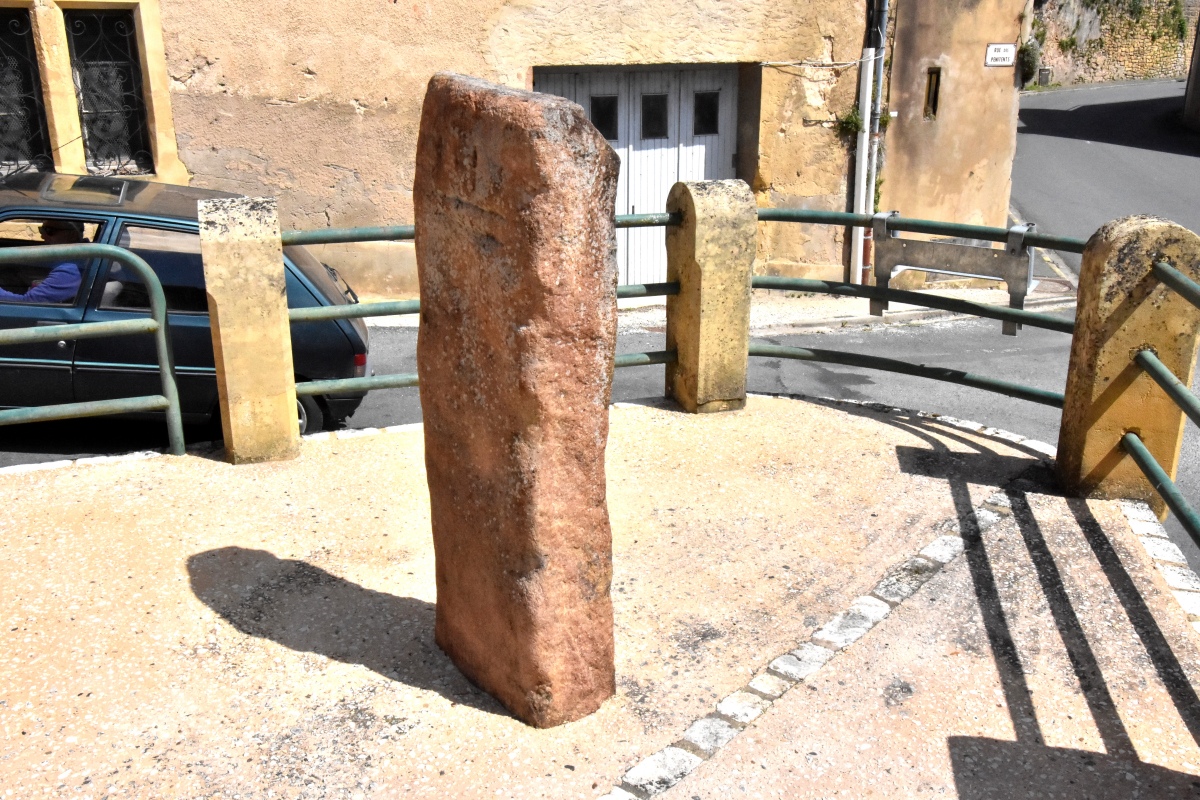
[985,43,1017,67]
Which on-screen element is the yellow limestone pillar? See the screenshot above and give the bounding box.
[1058,215,1200,516]
[664,180,757,413]
[198,197,300,464]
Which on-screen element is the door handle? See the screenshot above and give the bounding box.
[35,321,68,349]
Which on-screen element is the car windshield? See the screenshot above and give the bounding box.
[284,245,350,306]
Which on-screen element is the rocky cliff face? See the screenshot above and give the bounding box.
[1028,0,1200,84]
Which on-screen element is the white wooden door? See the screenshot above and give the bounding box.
[679,69,738,183]
[534,66,739,284]
[626,70,679,284]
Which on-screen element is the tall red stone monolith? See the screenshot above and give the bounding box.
[414,73,620,727]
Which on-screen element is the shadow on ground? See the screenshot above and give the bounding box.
[949,736,1200,798]
[810,396,1200,795]
[0,416,214,461]
[187,546,507,717]
[1019,93,1200,157]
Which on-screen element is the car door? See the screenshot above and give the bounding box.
[0,212,107,408]
[74,219,218,419]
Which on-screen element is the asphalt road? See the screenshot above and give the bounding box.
[3,79,1197,568]
[1011,78,1200,569]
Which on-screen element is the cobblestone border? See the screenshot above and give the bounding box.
[1119,500,1200,636]
[599,400,1057,799]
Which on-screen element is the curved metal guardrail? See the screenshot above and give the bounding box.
[1119,262,1200,543]
[747,343,1065,408]
[283,208,1086,401]
[751,276,1075,334]
[288,287,681,396]
[755,207,1088,254]
[0,243,184,455]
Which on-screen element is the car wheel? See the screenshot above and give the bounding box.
[297,395,324,436]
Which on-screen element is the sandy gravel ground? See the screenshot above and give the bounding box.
[0,395,1186,798]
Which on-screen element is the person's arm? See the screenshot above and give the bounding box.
[12,263,81,304]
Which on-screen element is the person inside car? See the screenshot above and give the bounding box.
[0,219,85,304]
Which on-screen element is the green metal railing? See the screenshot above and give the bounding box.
[1119,262,1200,543]
[748,343,1065,407]
[281,208,1086,403]
[0,243,184,455]
[755,207,1089,253]
[287,276,682,398]
[751,276,1075,334]
[279,213,684,248]
[1121,432,1200,541]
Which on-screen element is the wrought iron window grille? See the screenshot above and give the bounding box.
[65,10,154,176]
[0,10,53,177]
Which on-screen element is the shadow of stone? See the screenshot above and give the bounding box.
[187,546,507,717]
[949,736,1200,799]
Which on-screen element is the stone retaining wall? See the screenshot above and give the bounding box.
[1031,0,1200,84]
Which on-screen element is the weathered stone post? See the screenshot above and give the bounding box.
[414,73,619,727]
[198,197,300,464]
[1058,216,1200,516]
[665,180,756,413]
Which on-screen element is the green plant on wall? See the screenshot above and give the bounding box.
[834,107,863,138]
[1074,0,1188,41]
[1058,34,1078,54]
[1032,18,1048,46]
[1017,42,1040,84]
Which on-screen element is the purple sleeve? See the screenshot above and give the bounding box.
[0,263,81,304]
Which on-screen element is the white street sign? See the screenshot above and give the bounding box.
[985,43,1017,67]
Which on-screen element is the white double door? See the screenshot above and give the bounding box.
[533,66,738,284]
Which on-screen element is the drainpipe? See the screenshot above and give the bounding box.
[850,46,875,285]
[864,0,890,269]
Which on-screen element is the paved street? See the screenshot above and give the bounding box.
[1011,78,1200,268]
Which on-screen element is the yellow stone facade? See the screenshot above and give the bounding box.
[5,1,1027,294]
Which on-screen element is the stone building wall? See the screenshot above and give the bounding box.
[159,0,869,289]
[1030,0,1200,84]
[879,0,1026,239]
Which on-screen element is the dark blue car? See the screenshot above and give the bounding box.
[0,173,369,434]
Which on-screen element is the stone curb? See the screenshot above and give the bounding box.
[1120,500,1200,637]
[603,402,1055,799]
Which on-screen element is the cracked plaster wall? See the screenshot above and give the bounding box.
[160,0,868,291]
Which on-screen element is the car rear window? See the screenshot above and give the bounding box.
[284,245,350,306]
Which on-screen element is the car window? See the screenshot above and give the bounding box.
[0,217,103,307]
[100,225,208,314]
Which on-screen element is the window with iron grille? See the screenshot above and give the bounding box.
[0,10,52,177]
[64,10,153,175]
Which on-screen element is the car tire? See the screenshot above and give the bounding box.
[297,395,324,436]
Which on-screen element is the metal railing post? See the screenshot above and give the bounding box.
[664,180,757,413]
[199,197,300,464]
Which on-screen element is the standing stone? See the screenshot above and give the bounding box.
[198,197,300,464]
[1058,216,1200,515]
[414,73,619,727]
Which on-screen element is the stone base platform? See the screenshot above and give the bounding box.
[1,395,1196,798]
